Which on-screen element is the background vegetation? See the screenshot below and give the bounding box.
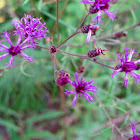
[0,0,140,140]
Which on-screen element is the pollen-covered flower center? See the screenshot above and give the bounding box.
[9,46,21,56]
[122,62,136,72]
[76,85,85,93]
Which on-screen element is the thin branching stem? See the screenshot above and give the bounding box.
[56,0,59,42]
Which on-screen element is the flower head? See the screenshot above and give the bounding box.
[111,48,140,88]
[57,76,70,86]
[129,122,140,140]
[12,14,49,47]
[87,42,107,57]
[79,0,116,24]
[0,31,34,68]
[82,23,99,43]
[64,73,97,107]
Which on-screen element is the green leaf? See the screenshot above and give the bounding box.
[120,116,129,129]
[26,110,63,125]
[0,119,19,131]
[25,130,57,139]
[0,105,21,118]
[114,106,127,113]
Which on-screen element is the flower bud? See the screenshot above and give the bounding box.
[89,5,98,14]
[50,45,57,53]
[81,25,89,33]
[77,66,85,73]
[57,76,69,86]
[114,31,127,39]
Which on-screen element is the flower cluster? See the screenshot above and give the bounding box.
[129,123,140,140]
[0,14,49,68]
[12,14,49,47]
[111,48,140,88]
[79,0,116,24]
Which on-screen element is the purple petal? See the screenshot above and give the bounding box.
[134,59,140,64]
[103,9,116,21]
[0,53,9,61]
[16,33,22,46]
[82,91,95,102]
[19,52,34,62]
[86,29,92,43]
[20,45,33,50]
[111,68,122,78]
[93,11,104,24]
[129,71,140,84]
[2,31,13,47]
[6,56,15,68]
[129,123,136,136]
[79,0,94,4]
[0,41,9,49]
[19,37,32,48]
[128,48,135,62]
[122,72,128,88]
[0,48,9,52]
[71,94,78,108]
[64,89,76,97]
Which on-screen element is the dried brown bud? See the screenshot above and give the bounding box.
[114,31,127,39]
[93,58,97,62]
[114,64,122,70]
[87,43,107,58]
[58,70,70,78]
[81,25,89,33]
[65,73,70,78]
[50,45,57,53]
[77,66,85,73]
[135,64,140,70]
[89,5,99,14]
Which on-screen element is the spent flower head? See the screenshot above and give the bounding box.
[64,73,97,107]
[111,48,140,88]
[0,31,34,68]
[129,122,140,140]
[12,14,49,47]
[87,42,107,57]
[79,0,116,24]
[82,23,100,43]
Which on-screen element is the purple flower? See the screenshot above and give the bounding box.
[0,31,34,68]
[64,73,97,107]
[129,123,140,140]
[79,0,116,24]
[111,48,140,88]
[12,14,49,47]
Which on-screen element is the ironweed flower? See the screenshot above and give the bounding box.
[12,14,49,47]
[65,73,97,107]
[82,23,100,43]
[111,48,140,88]
[128,122,140,140]
[0,31,34,68]
[79,0,116,24]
